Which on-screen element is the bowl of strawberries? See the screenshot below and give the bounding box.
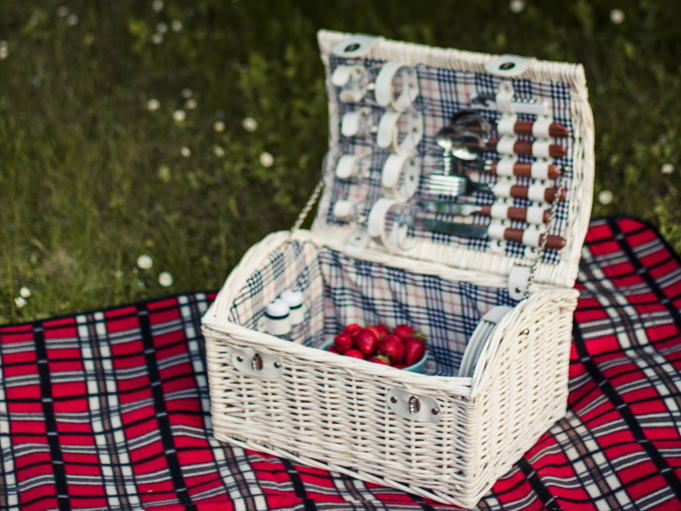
[321,323,428,373]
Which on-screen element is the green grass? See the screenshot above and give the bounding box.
[1,0,680,323]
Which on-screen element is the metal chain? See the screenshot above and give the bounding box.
[290,178,326,233]
[522,182,566,300]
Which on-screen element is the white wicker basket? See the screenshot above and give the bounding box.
[202,30,594,508]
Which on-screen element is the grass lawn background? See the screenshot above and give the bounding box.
[1,0,680,323]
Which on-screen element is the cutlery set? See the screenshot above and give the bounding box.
[331,60,570,255]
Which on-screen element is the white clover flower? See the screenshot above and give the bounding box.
[610,9,624,24]
[156,22,168,33]
[214,121,225,132]
[152,0,164,12]
[138,280,145,288]
[57,6,69,17]
[137,255,153,269]
[115,270,124,278]
[182,88,192,98]
[181,146,191,157]
[0,47,7,60]
[184,99,197,110]
[661,164,674,174]
[509,0,525,13]
[15,297,27,308]
[147,99,160,111]
[158,272,173,287]
[171,20,182,32]
[214,146,225,157]
[242,117,258,132]
[598,190,613,205]
[259,152,274,167]
[66,14,78,26]
[20,287,31,298]
[173,109,186,122]
[151,33,164,45]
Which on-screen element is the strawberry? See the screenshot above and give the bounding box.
[343,349,365,360]
[404,337,426,366]
[365,326,381,340]
[342,323,362,337]
[377,334,405,364]
[354,328,379,356]
[394,324,414,340]
[373,324,390,338]
[327,346,340,354]
[333,332,354,354]
[369,355,390,365]
[393,364,407,369]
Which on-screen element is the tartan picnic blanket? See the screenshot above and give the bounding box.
[0,216,680,511]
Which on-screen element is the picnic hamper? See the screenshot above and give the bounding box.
[201,30,594,508]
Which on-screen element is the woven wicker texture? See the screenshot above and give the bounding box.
[203,31,594,507]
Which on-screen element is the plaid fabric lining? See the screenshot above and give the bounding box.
[323,55,575,265]
[0,217,679,510]
[228,240,517,376]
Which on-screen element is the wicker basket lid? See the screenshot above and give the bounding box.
[310,30,594,291]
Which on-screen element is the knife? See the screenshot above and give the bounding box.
[418,200,551,224]
[412,217,565,250]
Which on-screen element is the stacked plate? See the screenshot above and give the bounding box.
[458,306,513,378]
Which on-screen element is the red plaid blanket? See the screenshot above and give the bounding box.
[1,217,680,511]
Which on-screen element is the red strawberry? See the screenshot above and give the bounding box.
[333,332,354,354]
[373,324,390,338]
[342,323,362,337]
[365,326,381,340]
[369,355,390,365]
[343,349,365,360]
[377,334,405,364]
[393,364,407,369]
[404,337,426,366]
[394,324,414,340]
[354,328,379,356]
[327,346,340,354]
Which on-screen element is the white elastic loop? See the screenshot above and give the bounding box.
[496,135,518,155]
[331,66,353,86]
[530,160,551,179]
[376,110,400,149]
[489,238,506,253]
[491,181,513,198]
[381,154,408,189]
[341,108,371,137]
[489,204,509,220]
[495,81,515,113]
[367,198,396,243]
[521,230,542,248]
[527,185,548,203]
[531,140,552,159]
[532,116,553,139]
[525,206,547,225]
[487,223,506,241]
[375,61,418,111]
[496,155,518,176]
[497,113,517,136]
[335,155,360,179]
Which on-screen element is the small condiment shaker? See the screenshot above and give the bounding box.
[265,299,292,336]
[280,289,305,325]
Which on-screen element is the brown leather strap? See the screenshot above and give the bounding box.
[513,120,569,138]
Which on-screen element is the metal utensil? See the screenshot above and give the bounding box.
[417,200,551,224]
[427,173,566,203]
[410,217,566,250]
[450,110,569,138]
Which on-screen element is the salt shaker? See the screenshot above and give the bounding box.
[265,299,292,336]
[280,289,305,325]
